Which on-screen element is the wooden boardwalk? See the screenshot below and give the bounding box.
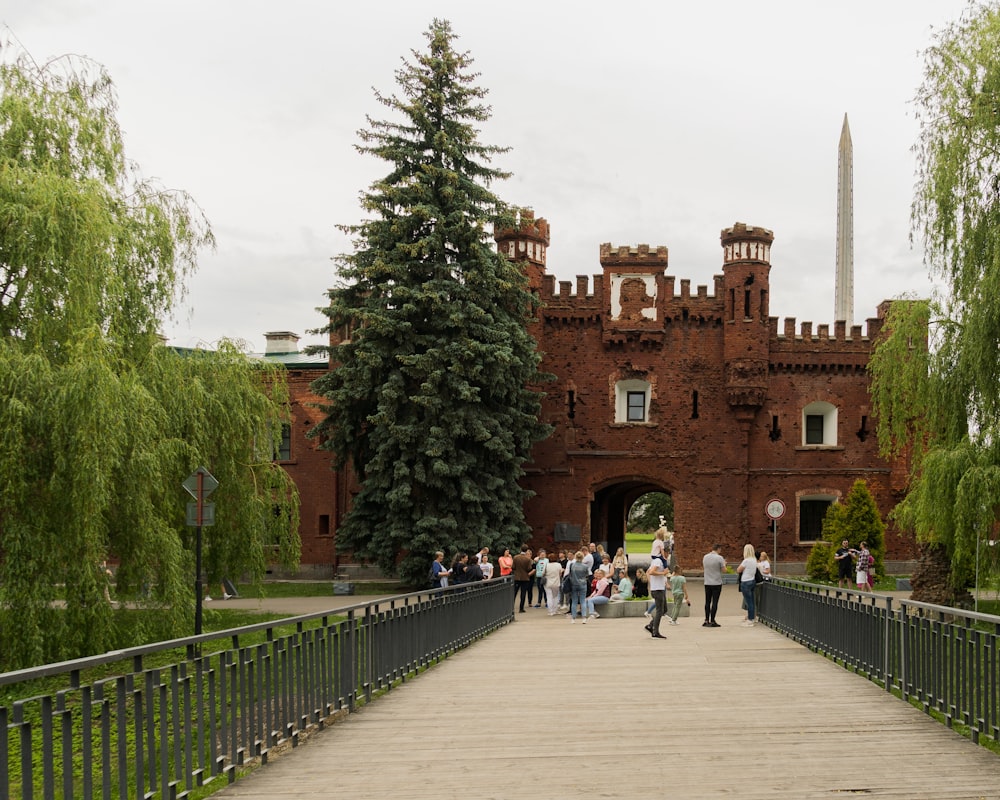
[214,587,1000,799]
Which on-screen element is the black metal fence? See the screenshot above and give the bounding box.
[1,579,513,799]
[759,579,1000,746]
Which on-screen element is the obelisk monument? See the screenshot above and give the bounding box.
[835,113,854,327]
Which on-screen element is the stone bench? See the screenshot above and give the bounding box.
[594,601,690,618]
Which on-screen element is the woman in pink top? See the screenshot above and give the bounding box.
[498,548,514,577]
[584,569,612,620]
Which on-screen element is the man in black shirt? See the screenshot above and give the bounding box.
[834,540,854,588]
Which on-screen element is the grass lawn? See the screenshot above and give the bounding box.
[977,598,1000,616]
[624,532,654,551]
[236,580,406,598]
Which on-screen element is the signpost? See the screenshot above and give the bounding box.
[765,498,785,577]
[184,467,218,636]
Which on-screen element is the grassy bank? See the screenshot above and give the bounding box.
[234,580,406,598]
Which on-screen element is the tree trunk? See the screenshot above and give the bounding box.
[909,541,973,608]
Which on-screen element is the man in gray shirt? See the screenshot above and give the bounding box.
[702,544,726,627]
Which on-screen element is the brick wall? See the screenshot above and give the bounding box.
[277,368,341,570]
[288,216,915,573]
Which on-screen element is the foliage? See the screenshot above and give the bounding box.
[870,3,1000,600]
[806,481,886,582]
[806,508,839,582]
[844,479,885,579]
[627,492,674,532]
[0,45,299,669]
[233,580,405,598]
[309,20,551,586]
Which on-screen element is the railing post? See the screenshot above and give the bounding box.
[1,581,511,799]
[884,596,893,692]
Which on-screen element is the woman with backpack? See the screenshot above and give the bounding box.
[532,549,549,608]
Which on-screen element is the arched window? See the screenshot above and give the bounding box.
[801,401,837,447]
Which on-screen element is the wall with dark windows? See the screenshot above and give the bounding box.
[280,214,914,573]
[495,214,913,568]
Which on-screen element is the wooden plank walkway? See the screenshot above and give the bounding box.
[215,587,1000,799]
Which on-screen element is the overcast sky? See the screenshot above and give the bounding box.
[3,0,972,352]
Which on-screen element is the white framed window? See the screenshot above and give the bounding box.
[627,391,646,421]
[615,379,651,423]
[801,401,837,446]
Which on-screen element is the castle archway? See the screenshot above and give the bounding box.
[589,477,673,558]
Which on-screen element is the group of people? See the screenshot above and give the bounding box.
[834,540,875,591]
[430,535,780,636]
[701,543,771,628]
[430,547,497,588]
[509,543,632,619]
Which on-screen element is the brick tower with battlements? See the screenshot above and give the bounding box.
[496,214,911,570]
[276,212,915,577]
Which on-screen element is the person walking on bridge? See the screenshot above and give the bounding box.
[736,544,759,627]
[702,544,725,627]
[645,558,669,639]
[513,546,534,613]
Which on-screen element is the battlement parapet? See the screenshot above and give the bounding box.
[540,273,603,302]
[539,273,724,304]
[769,314,886,352]
[599,242,669,268]
[494,208,550,244]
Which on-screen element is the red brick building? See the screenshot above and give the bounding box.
[495,214,912,571]
[275,216,914,575]
[257,332,344,574]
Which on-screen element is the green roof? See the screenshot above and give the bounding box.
[252,351,328,369]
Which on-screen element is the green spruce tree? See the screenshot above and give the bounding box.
[870,4,1000,605]
[807,503,845,582]
[842,479,886,581]
[807,481,885,584]
[0,45,299,668]
[310,19,551,586]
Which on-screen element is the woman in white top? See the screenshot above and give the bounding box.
[757,552,771,579]
[650,527,667,565]
[736,543,759,627]
[611,547,628,580]
[544,558,563,615]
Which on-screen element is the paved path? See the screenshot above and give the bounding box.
[213,585,1000,800]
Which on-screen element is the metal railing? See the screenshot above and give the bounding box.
[759,579,1000,746]
[1,579,513,799]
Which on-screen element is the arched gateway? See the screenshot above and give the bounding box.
[589,478,671,560]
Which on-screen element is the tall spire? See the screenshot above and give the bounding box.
[835,113,854,327]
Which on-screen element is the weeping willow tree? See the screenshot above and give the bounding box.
[870,3,1000,606]
[0,44,299,668]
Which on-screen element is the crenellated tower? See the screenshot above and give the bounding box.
[494,209,550,291]
[286,207,918,580]
[721,223,773,422]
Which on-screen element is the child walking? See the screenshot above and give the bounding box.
[668,565,690,625]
